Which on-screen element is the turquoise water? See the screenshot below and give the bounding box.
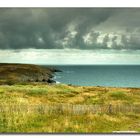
[46,65,140,87]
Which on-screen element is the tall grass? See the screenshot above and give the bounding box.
[0,104,140,133]
[0,84,140,133]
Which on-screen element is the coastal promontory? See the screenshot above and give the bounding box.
[0,63,60,84]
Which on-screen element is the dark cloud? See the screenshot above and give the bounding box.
[0,8,140,50]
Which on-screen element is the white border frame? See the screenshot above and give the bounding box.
[0,0,140,7]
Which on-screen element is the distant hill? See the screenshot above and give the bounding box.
[0,63,60,85]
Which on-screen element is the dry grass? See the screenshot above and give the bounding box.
[0,83,140,133]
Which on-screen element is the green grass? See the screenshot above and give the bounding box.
[0,83,140,133]
[110,91,128,100]
[0,110,140,133]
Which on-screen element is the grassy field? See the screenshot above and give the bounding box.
[0,83,140,133]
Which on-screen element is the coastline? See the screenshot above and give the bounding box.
[0,63,140,133]
[0,63,62,85]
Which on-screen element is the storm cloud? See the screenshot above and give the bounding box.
[0,8,140,50]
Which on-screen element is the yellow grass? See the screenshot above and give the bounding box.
[0,83,140,133]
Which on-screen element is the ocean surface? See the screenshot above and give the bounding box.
[45,65,140,87]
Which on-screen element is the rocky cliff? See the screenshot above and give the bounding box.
[0,63,61,84]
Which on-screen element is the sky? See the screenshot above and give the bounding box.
[0,8,140,65]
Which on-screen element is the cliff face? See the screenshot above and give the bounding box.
[0,63,59,84]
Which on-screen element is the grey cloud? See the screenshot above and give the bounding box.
[0,8,140,50]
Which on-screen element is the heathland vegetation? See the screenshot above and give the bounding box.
[0,83,140,133]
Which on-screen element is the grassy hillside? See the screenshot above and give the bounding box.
[0,83,140,133]
[0,63,58,84]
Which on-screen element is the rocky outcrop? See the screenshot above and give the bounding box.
[0,63,61,84]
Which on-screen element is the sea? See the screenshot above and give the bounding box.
[44,65,140,88]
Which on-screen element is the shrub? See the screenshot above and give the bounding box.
[110,91,129,100]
